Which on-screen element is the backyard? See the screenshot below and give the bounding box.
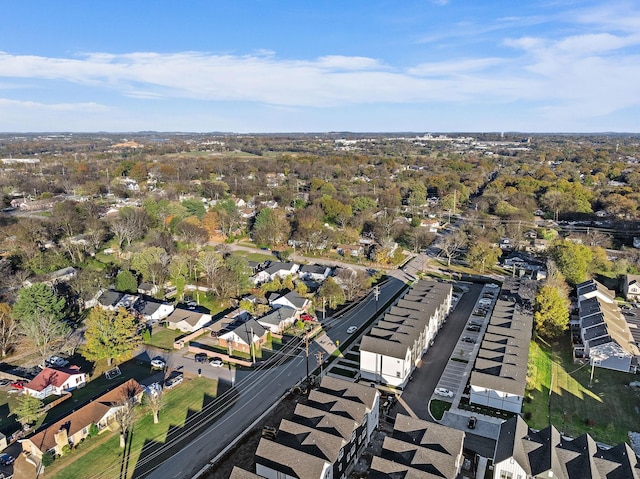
[523,336,640,445]
[46,375,224,479]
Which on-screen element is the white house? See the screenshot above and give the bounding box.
[623,274,640,301]
[134,298,175,322]
[270,291,311,313]
[256,306,297,333]
[24,366,87,399]
[164,308,212,333]
[251,262,300,285]
[298,264,332,282]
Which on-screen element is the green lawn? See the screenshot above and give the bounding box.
[523,337,640,444]
[47,376,222,479]
[143,328,183,350]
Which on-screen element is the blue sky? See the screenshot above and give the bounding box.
[0,0,639,132]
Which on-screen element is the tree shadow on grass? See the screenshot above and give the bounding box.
[130,386,239,479]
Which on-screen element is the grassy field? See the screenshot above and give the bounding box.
[47,376,222,479]
[143,328,183,351]
[523,337,640,444]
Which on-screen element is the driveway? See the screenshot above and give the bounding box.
[389,282,482,421]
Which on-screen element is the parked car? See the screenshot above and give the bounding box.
[164,371,184,389]
[434,387,454,398]
[0,379,11,387]
[11,380,26,390]
[467,325,481,332]
[461,337,475,343]
[347,326,358,334]
[45,355,69,368]
[150,357,166,370]
[467,416,477,429]
[0,453,15,465]
[300,313,315,322]
[209,357,224,367]
[195,353,208,363]
[469,319,483,326]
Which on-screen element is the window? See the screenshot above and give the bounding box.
[396,371,401,378]
[499,471,513,479]
[338,448,344,461]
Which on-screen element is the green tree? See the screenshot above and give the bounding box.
[13,284,69,365]
[466,241,501,273]
[252,208,291,248]
[550,240,592,285]
[318,277,346,309]
[15,394,43,426]
[534,284,570,339]
[116,270,138,293]
[82,307,141,366]
[181,198,206,219]
[131,246,170,286]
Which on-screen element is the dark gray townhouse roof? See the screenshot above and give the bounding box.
[228,466,264,479]
[369,456,447,479]
[359,335,410,360]
[255,438,329,479]
[97,290,124,307]
[495,415,640,479]
[576,279,616,301]
[306,389,368,423]
[293,403,358,441]
[392,413,464,458]
[317,375,379,409]
[277,418,345,462]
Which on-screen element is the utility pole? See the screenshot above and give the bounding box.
[322,297,326,321]
[305,330,310,383]
[250,327,256,365]
[374,285,380,313]
[315,351,324,379]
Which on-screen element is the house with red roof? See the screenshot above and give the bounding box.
[24,366,87,400]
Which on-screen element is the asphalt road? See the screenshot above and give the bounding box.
[139,276,408,479]
[390,282,482,421]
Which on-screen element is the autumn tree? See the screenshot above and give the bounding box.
[82,307,141,366]
[131,246,171,287]
[0,303,18,357]
[466,241,502,273]
[550,240,592,285]
[13,284,69,366]
[534,283,570,339]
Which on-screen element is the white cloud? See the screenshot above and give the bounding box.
[0,98,109,112]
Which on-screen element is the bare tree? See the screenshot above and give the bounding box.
[437,231,467,267]
[113,382,139,448]
[0,303,18,357]
[198,250,224,293]
[110,207,150,248]
[336,268,371,301]
[147,387,164,424]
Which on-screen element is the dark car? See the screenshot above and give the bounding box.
[0,453,15,465]
[467,324,481,332]
[467,416,477,429]
[461,337,475,344]
[195,353,208,363]
[469,319,483,326]
[0,379,11,387]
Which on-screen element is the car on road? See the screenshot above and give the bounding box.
[466,325,481,332]
[195,353,208,363]
[434,387,454,398]
[347,326,358,334]
[164,371,184,389]
[45,355,69,368]
[467,416,477,429]
[209,357,224,367]
[0,453,15,466]
[150,357,166,370]
[461,337,475,343]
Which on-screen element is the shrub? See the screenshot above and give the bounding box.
[61,445,71,456]
[524,412,532,420]
[41,453,55,467]
[88,423,99,437]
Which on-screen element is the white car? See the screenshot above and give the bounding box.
[209,357,224,367]
[434,387,454,398]
[150,357,166,369]
[45,356,69,368]
[347,326,358,334]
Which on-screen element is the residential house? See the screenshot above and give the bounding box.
[359,280,452,388]
[251,262,300,285]
[47,267,78,284]
[164,308,212,333]
[299,264,332,282]
[97,290,139,311]
[229,467,263,479]
[137,282,159,296]
[469,295,533,414]
[24,366,87,400]
[255,376,379,479]
[493,415,640,479]
[270,290,311,313]
[21,379,144,460]
[623,274,640,301]
[257,306,297,334]
[419,218,440,233]
[370,413,465,479]
[133,298,175,323]
[576,280,639,373]
[217,319,268,355]
[336,244,364,258]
